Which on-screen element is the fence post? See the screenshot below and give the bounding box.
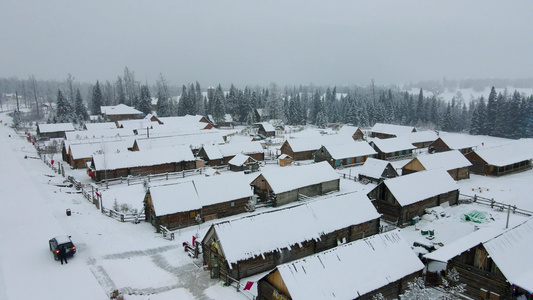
[121,214,124,222]
[490,199,494,208]
[473,194,477,202]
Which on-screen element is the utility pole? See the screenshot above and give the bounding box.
[506,204,511,229]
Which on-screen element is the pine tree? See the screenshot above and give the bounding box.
[74,89,89,122]
[486,86,498,135]
[212,85,226,124]
[440,268,466,298]
[138,85,152,115]
[401,277,431,300]
[415,89,425,124]
[55,89,73,123]
[91,81,104,116]
[156,74,171,117]
[508,90,522,138]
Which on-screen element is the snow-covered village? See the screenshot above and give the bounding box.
[2,1,533,300]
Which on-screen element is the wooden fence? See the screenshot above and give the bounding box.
[459,193,533,216]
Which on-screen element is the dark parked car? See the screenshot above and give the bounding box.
[49,235,76,260]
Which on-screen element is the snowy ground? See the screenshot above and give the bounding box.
[1,110,532,300]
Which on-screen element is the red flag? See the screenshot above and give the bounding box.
[95,191,100,197]
[243,281,253,291]
[192,235,196,246]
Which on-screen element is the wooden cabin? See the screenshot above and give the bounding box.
[88,146,196,181]
[278,154,292,167]
[369,137,417,161]
[197,142,264,167]
[228,153,260,173]
[208,114,234,128]
[465,139,533,176]
[313,141,377,168]
[256,122,276,137]
[367,169,459,227]
[428,135,478,154]
[425,218,533,300]
[83,122,118,130]
[145,173,253,230]
[402,150,472,180]
[337,125,365,140]
[37,123,75,139]
[67,140,132,169]
[404,131,438,149]
[251,161,340,206]
[369,123,416,139]
[357,157,399,183]
[257,231,424,300]
[280,135,353,161]
[201,192,381,281]
[100,104,143,122]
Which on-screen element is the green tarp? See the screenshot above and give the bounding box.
[461,210,489,223]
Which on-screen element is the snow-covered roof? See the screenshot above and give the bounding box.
[337,125,361,135]
[69,140,133,160]
[207,114,233,124]
[381,169,458,206]
[424,227,503,263]
[84,122,118,131]
[412,150,472,171]
[201,142,264,160]
[404,131,438,144]
[471,139,533,167]
[257,122,275,132]
[284,135,353,152]
[117,119,160,130]
[358,158,395,179]
[483,218,533,291]
[157,115,212,131]
[228,153,256,166]
[321,141,377,159]
[436,135,479,150]
[273,230,424,299]
[149,173,253,216]
[134,131,225,151]
[371,137,416,153]
[370,123,416,136]
[257,161,339,194]
[91,146,195,171]
[211,192,381,266]
[100,104,142,116]
[278,154,291,159]
[64,128,135,141]
[38,123,75,133]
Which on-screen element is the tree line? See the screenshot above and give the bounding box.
[1,69,532,139]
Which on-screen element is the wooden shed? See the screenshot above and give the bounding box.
[279,135,353,161]
[367,169,459,227]
[402,150,472,180]
[313,141,377,168]
[425,218,533,300]
[465,139,533,176]
[369,123,416,139]
[197,142,264,167]
[357,157,399,183]
[201,192,381,281]
[369,137,417,161]
[257,231,424,300]
[145,173,253,230]
[228,153,260,173]
[256,122,276,137]
[37,123,75,139]
[278,154,292,167]
[251,161,340,206]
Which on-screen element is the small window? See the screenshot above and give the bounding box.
[230,202,235,207]
[189,211,197,219]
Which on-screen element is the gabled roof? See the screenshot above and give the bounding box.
[337,125,362,135]
[208,114,233,124]
[358,158,396,179]
[100,104,142,116]
[116,119,160,130]
[148,173,254,216]
[411,150,472,171]
[380,169,458,206]
[38,123,75,133]
[64,128,135,141]
[256,161,338,194]
[209,192,381,266]
[284,135,353,152]
[370,123,416,136]
[157,115,212,131]
[470,139,533,167]
[257,122,275,132]
[484,218,533,291]
[84,122,118,130]
[404,131,438,144]
[91,146,195,171]
[370,137,416,153]
[228,153,257,166]
[435,135,478,150]
[69,140,132,160]
[272,231,424,299]
[134,131,225,151]
[201,142,264,160]
[320,141,377,159]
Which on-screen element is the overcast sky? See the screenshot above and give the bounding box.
[1,0,532,87]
